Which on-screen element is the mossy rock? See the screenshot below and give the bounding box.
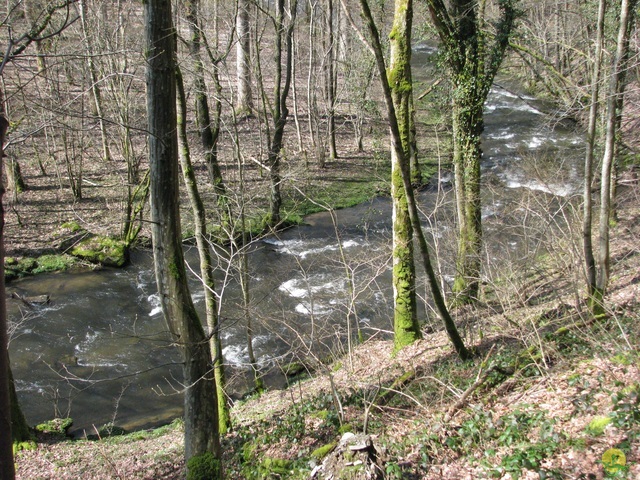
[35,417,73,436]
[71,235,129,268]
[13,440,37,454]
[4,257,39,281]
[282,361,308,377]
[32,254,77,275]
[98,423,127,437]
[61,221,83,233]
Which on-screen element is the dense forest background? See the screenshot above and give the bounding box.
[1,0,639,478]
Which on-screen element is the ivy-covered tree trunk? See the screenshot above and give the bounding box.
[389,0,421,351]
[451,87,484,304]
[425,0,516,305]
[145,0,221,469]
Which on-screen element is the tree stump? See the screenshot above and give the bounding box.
[310,432,384,479]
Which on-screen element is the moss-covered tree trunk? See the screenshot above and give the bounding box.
[353,0,470,360]
[145,0,221,469]
[176,67,231,435]
[389,0,421,351]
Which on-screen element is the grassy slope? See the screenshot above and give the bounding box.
[14,184,640,479]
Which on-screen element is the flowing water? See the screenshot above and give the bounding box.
[7,57,585,435]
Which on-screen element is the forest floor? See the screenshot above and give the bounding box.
[11,166,640,478]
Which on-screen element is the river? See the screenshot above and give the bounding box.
[7,60,585,436]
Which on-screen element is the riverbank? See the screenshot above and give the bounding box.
[13,182,640,479]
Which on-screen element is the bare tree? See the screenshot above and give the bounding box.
[344,0,470,360]
[596,0,638,297]
[259,0,299,227]
[145,0,221,469]
[0,111,15,480]
[176,66,231,434]
[236,0,253,116]
[583,0,606,310]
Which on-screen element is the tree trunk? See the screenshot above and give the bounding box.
[597,0,637,295]
[389,0,421,351]
[188,0,227,198]
[451,90,484,304]
[583,0,605,310]
[425,0,516,306]
[267,0,298,227]
[145,0,221,469]
[5,157,26,201]
[326,0,338,160]
[79,0,110,162]
[351,0,470,360]
[176,67,231,435]
[8,361,31,444]
[236,0,253,116]
[0,107,16,480]
[409,94,421,186]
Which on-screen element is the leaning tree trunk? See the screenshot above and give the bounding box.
[351,0,470,360]
[145,0,221,469]
[389,0,421,351]
[176,68,231,435]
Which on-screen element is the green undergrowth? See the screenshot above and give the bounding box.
[378,314,640,478]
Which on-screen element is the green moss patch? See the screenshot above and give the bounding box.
[586,416,612,436]
[5,254,80,280]
[311,442,337,460]
[187,452,221,480]
[71,235,129,268]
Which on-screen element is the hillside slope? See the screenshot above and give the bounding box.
[14,183,640,479]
